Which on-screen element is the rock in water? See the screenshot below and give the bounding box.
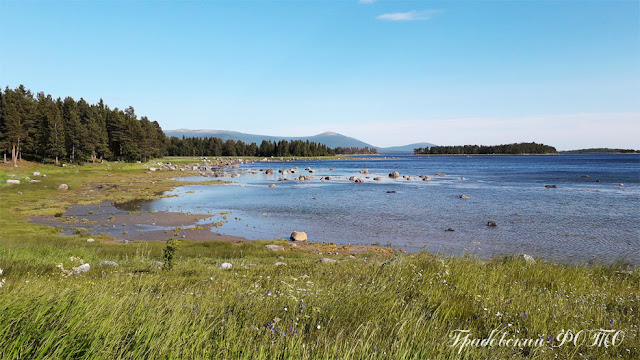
[220,262,233,269]
[487,221,498,227]
[460,195,469,199]
[57,184,68,190]
[445,228,455,232]
[265,169,274,175]
[268,184,276,188]
[290,231,308,242]
[389,171,400,178]
[360,169,368,174]
[545,185,557,188]
[373,177,382,181]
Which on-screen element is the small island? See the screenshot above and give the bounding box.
[413,142,557,155]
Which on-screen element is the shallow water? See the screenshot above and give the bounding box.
[119,154,640,264]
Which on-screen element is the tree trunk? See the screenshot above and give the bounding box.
[12,144,16,167]
[3,152,6,164]
[55,155,59,166]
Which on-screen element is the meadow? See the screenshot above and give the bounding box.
[0,159,638,359]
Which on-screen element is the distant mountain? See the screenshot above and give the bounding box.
[378,142,436,153]
[164,129,434,152]
[164,129,377,149]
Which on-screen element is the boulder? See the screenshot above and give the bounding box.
[317,258,337,264]
[268,184,276,188]
[389,171,400,178]
[231,174,241,178]
[423,176,431,181]
[265,169,274,175]
[71,263,90,274]
[460,195,469,199]
[360,169,368,174]
[435,173,446,177]
[522,254,536,264]
[99,260,119,266]
[6,179,20,185]
[220,262,233,269]
[545,185,558,188]
[373,177,382,181]
[460,177,466,180]
[290,231,308,242]
[57,184,68,190]
[329,168,335,171]
[265,244,284,251]
[445,228,455,232]
[354,178,364,183]
[86,238,95,242]
[487,221,498,227]
[387,190,396,194]
[274,262,287,266]
[33,171,40,176]
[323,176,332,181]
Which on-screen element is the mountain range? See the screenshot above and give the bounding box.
[164,129,435,153]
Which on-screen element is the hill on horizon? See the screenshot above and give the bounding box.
[164,129,436,152]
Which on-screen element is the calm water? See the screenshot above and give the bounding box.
[120,154,640,264]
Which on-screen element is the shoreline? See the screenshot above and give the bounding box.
[3,157,638,267]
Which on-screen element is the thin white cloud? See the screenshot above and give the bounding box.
[358,0,376,3]
[377,10,441,21]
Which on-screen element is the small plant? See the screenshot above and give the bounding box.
[162,238,179,270]
[54,212,64,217]
[74,228,88,235]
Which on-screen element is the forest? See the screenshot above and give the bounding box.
[413,142,557,155]
[0,85,167,164]
[0,85,371,164]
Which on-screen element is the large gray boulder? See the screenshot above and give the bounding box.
[290,231,307,242]
[389,171,400,178]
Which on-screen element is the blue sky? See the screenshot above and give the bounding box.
[1,0,638,149]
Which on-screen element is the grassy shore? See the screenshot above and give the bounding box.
[0,159,638,359]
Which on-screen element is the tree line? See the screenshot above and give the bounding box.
[0,85,167,165]
[562,148,639,154]
[166,137,376,157]
[414,142,557,155]
[1,85,372,164]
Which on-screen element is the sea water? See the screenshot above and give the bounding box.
[120,154,640,264]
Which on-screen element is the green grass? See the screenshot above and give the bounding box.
[0,159,638,359]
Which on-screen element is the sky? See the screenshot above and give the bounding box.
[1,0,638,150]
